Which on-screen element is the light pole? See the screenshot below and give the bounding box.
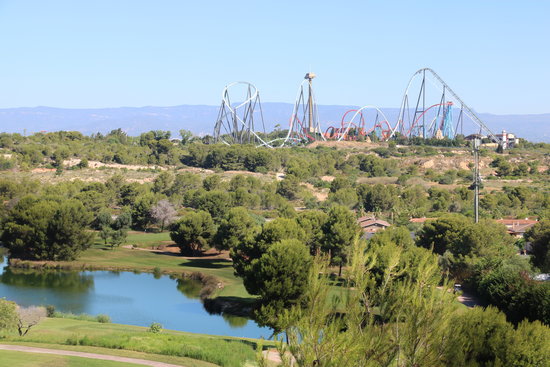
[473,138,481,223]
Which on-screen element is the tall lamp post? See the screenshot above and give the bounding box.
[472,138,481,223]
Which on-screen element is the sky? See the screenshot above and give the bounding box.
[0,0,548,114]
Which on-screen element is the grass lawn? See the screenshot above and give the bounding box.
[1,318,269,367]
[0,349,148,367]
[124,231,173,248]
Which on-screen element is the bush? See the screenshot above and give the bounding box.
[96,314,111,323]
[148,322,163,333]
[45,305,55,317]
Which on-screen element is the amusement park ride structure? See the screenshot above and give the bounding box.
[212,68,503,148]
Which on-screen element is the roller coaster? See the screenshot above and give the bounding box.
[212,68,503,147]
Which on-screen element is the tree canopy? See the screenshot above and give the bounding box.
[1,196,94,260]
[170,211,215,256]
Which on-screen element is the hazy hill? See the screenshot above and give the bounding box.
[0,103,548,142]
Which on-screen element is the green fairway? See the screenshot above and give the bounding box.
[0,349,145,367]
[125,231,173,248]
[1,318,266,367]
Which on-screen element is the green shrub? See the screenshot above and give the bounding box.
[45,305,55,317]
[96,314,111,323]
[148,322,163,333]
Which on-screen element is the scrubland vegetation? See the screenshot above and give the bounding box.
[0,129,549,366]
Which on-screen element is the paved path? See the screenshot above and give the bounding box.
[457,290,482,308]
[0,344,185,367]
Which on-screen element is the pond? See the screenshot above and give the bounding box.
[0,256,270,339]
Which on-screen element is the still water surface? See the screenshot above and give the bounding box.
[0,256,270,338]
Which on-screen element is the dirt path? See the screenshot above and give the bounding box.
[0,344,186,367]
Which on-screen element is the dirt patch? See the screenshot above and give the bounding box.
[63,159,167,171]
[307,140,387,150]
[31,168,56,173]
[303,183,328,201]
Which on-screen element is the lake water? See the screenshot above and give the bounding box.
[0,256,270,338]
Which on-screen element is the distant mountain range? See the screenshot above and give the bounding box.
[0,103,549,142]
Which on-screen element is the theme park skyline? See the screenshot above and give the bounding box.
[0,1,549,115]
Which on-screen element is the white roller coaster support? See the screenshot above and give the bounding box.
[389,68,502,145]
[274,78,325,147]
[339,106,392,141]
[214,81,272,147]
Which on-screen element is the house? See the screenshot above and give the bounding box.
[495,218,538,238]
[494,130,520,149]
[357,216,391,234]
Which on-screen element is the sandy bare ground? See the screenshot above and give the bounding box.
[63,158,167,171]
[303,183,328,201]
[0,344,186,367]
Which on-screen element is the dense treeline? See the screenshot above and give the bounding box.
[417,215,549,325]
[1,129,549,176]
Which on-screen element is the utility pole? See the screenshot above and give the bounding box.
[305,72,316,134]
[472,138,481,223]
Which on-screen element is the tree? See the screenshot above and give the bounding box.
[168,173,202,197]
[369,226,414,249]
[321,205,361,275]
[255,239,312,302]
[296,210,328,255]
[253,239,312,331]
[94,209,113,230]
[358,183,398,212]
[110,228,128,249]
[152,171,175,194]
[150,199,177,231]
[416,214,471,255]
[1,196,95,261]
[213,207,260,253]
[99,225,113,246]
[170,211,215,256]
[112,209,132,230]
[264,237,459,366]
[0,298,18,332]
[417,215,514,258]
[193,190,232,220]
[525,220,550,272]
[202,175,223,191]
[131,193,157,230]
[45,200,96,260]
[16,306,47,336]
[328,188,359,209]
[231,217,305,294]
[329,176,352,193]
[276,174,301,200]
[179,129,195,145]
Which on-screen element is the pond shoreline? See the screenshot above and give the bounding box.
[6,257,256,319]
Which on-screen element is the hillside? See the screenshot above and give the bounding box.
[1,104,549,142]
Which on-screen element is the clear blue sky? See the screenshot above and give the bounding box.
[0,0,548,114]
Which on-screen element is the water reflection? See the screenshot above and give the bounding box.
[176,277,202,299]
[222,313,249,328]
[0,267,94,293]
